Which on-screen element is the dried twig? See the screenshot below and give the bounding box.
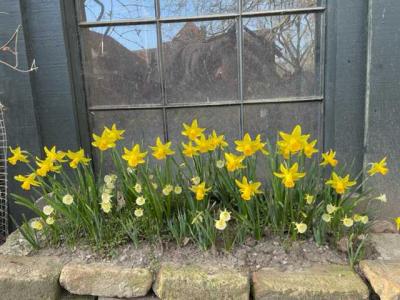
[0,24,38,73]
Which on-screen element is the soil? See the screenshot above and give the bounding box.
[33,236,349,273]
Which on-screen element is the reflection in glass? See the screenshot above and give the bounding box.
[160,0,237,17]
[243,14,320,100]
[82,25,161,106]
[243,0,317,12]
[162,20,238,103]
[78,0,155,22]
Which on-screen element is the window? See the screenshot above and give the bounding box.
[72,0,325,149]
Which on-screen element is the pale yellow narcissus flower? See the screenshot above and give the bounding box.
[325,172,356,194]
[174,186,182,194]
[46,217,55,225]
[273,163,306,188]
[320,150,338,167]
[134,183,142,193]
[375,194,387,202]
[43,205,54,216]
[92,131,116,151]
[104,124,125,141]
[122,144,147,168]
[135,208,144,217]
[31,220,43,231]
[8,146,29,165]
[322,213,332,223]
[66,149,91,169]
[305,194,315,205]
[190,182,211,201]
[44,146,66,163]
[235,176,262,201]
[181,119,205,141]
[224,153,245,172]
[368,157,388,176]
[326,203,339,214]
[342,216,354,227]
[181,141,198,158]
[36,157,61,177]
[14,173,40,190]
[150,137,175,160]
[191,176,201,185]
[101,201,112,213]
[277,125,310,158]
[136,196,145,206]
[216,160,225,169]
[162,184,174,196]
[63,194,74,205]
[303,139,318,158]
[294,222,307,234]
[219,209,231,222]
[215,219,227,231]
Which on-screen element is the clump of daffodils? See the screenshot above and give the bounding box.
[8,121,388,253]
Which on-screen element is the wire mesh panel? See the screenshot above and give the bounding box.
[0,103,7,237]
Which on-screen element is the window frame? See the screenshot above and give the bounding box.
[61,0,327,152]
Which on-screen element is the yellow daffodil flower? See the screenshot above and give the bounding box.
[224,152,245,172]
[104,124,125,141]
[8,146,29,165]
[342,216,354,227]
[190,182,211,201]
[325,172,356,194]
[219,209,231,222]
[294,222,307,234]
[194,134,212,153]
[320,149,338,167]
[368,157,388,176]
[92,132,116,151]
[31,220,43,231]
[273,163,306,188]
[14,173,40,190]
[150,137,175,160]
[66,149,91,169]
[235,176,262,201]
[122,144,147,168]
[36,157,61,177]
[235,133,266,156]
[208,130,229,150]
[277,125,309,157]
[215,219,227,230]
[44,146,66,163]
[181,119,205,141]
[181,141,198,157]
[303,139,318,158]
[395,217,400,231]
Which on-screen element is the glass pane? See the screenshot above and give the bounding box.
[162,20,239,103]
[81,25,161,107]
[78,0,155,22]
[243,14,321,100]
[243,0,317,12]
[167,106,241,144]
[243,102,322,145]
[90,109,164,168]
[160,0,237,17]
